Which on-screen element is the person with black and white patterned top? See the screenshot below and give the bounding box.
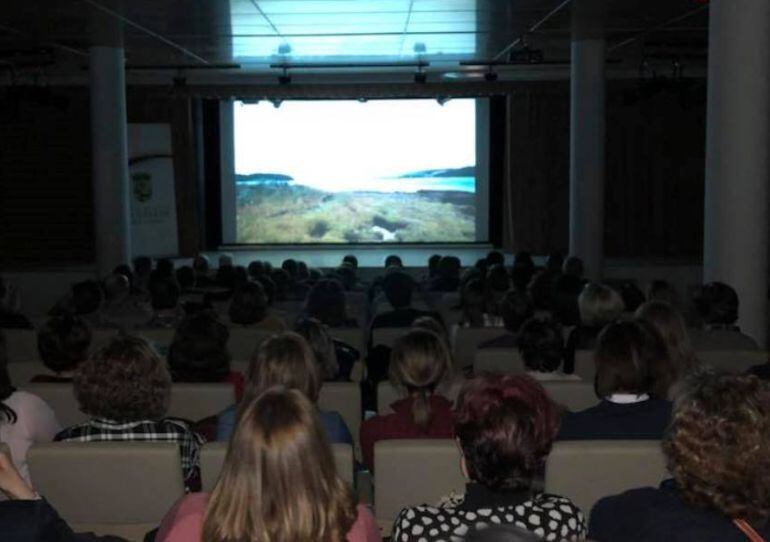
[392,374,586,541]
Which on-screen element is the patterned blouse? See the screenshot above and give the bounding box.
[392,484,586,542]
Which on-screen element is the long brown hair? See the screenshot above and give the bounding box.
[388,329,452,432]
[202,387,357,542]
[245,332,321,402]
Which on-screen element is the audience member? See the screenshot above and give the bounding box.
[564,283,625,374]
[428,256,461,292]
[618,281,646,313]
[516,318,578,381]
[360,329,454,471]
[427,253,442,279]
[457,278,502,328]
[647,279,679,306]
[559,321,672,440]
[55,335,204,489]
[588,372,770,541]
[690,281,759,350]
[304,279,358,327]
[393,374,586,541]
[294,317,357,381]
[0,278,32,329]
[0,331,60,484]
[527,269,556,311]
[227,282,285,332]
[99,272,152,329]
[511,251,536,293]
[478,291,534,349]
[216,332,352,445]
[192,255,214,287]
[33,315,91,383]
[369,271,442,331]
[157,388,379,542]
[486,250,505,267]
[385,254,403,268]
[484,263,511,316]
[155,259,175,279]
[145,277,185,328]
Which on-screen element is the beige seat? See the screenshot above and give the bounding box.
[24,383,88,427]
[4,328,40,363]
[542,380,597,412]
[8,361,49,385]
[371,327,408,349]
[473,348,526,375]
[573,349,596,382]
[227,328,273,360]
[697,350,767,373]
[28,441,185,540]
[200,441,354,492]
[377,378,463,414]
[330,327,365,354]
[374,439,465,535]
[317,382,361,451]
[453,327,509,369]
[167,383,235,421]
[545,440,668,520]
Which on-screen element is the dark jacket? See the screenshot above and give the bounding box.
[589,480,770,542]
[558,398,672,440]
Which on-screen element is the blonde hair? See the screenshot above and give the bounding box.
[388,329,452,431]
[202,387,356,542]
[245,332,321,402]
[578,283,625,327]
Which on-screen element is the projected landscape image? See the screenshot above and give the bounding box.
[234,99,477,244]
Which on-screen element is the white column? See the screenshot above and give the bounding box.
[569,2,606,281]
[90,45,130,276]
[703,0,770,346]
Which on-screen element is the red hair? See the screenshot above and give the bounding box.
[455,374,559,491]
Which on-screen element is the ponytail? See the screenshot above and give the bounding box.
[411,387,432,432]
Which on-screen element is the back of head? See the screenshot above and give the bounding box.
[647,279,679,305]
[663,372,770,521]
[455,374,558,491]
[112,264,134,287]
[389,329,452,431]
[168,312,230,383]
[72,280,102,315]
[578,283,625,327]
[294,318,339,381]
[438,256,461,279]
[203,387,355,542]
[486,250,505,267]
[75,335,170,422]
[133,256,152,277]
[412,316,450,350]
[500,291,534,334]
[545,251,564,274]
[155,258,175,278]
[305,279,348,326]
[247,260,264,278]
[192,254,210,275]
[562,256,584,278]
[486,264,511,292]
[512,251,534,271]
[103,273,130,300]
[218,254,233,268]
[527,269,555,310]
[636,301,698,384]
[148,276,180,311]
[383,271,414,309]
[594,320,667,398]
[281,258,299,279]
[619,282,646,313]
[37,315,92,374]
[175,266,196,290]
[342,254,358,269]
[247,332,321,402]
[228,282,268,325]
[516,318,563,373]
[385,254,403,268]
[694,281,739,325]
[428,254,442,275]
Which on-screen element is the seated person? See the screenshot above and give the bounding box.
[167,311,244,401]
[98,272,152,329]
[360,329,454,471]
[144,275,185,329]
[33,315,91,383]
[455,278,503,328]
[428,255,461,292]
[55,336,204,490]
[478,290,535,349]
[227,282,286,332]
[0,277,32,329]
[690,282,759,351]
[393,374,586,541]
[516,318,579,381]
[294,318,358,382]
[558,321,672,440]
[588,372,770,542]
[157,389,379,542]
[1,331,61,485]
[369,271,443,333]
[57,280,103,328]
[216,332,352,446]
[483,264,512,318]
[564,282,625,374]
[553,256,587,326]
[303,279,359,328]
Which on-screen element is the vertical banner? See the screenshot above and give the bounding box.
[127,124,179,257]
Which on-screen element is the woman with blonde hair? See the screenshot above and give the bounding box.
[360,328,454,471]
[157,388,380,542]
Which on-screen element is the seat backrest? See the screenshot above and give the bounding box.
[545,440,668,519]
[5,328,40,363]
[573,350,596,382]
[697,350,767,374]
[541,381,597,412]
[227,328,273,361]
[8,361,49,385]
[200,441,354,492]
[453,327,509,369]
[330,327,365,355]
[24,383,88,427]
[28,441,185,524]
[371,327,408,349]
[473,348,526,375]
[168,383,235,422]
[374,439,465,529]
[377,379,463,414]
[317,382,361,449]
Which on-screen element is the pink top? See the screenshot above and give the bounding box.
[0,391,61,484]
[157,492,380,542]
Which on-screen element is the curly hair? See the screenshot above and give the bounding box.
[663,371,770,520]
[516,317,564,373]
[455,374,559,491]
[74,335,171,422]
[37,315,92,373]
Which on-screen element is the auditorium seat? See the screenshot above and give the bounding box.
[24,383,87,427]
[696,350,767,373]
[573,349,596,382]
[199,441,354,491]
[545,440,668,519]
[473,348,526,375]
[377,379,463,414]
[28,441,185,540]
[167,383,235,421]
[374,439,465,535]
[453,327,510,369]
[541,381,597,412]
[371,327,407,349]
[8,360,48,384]
[317,382,361,452]
[227,327,273,360]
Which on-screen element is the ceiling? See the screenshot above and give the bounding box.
[0,0,709,83]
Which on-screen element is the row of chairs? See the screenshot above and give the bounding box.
[23,438,668,540]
